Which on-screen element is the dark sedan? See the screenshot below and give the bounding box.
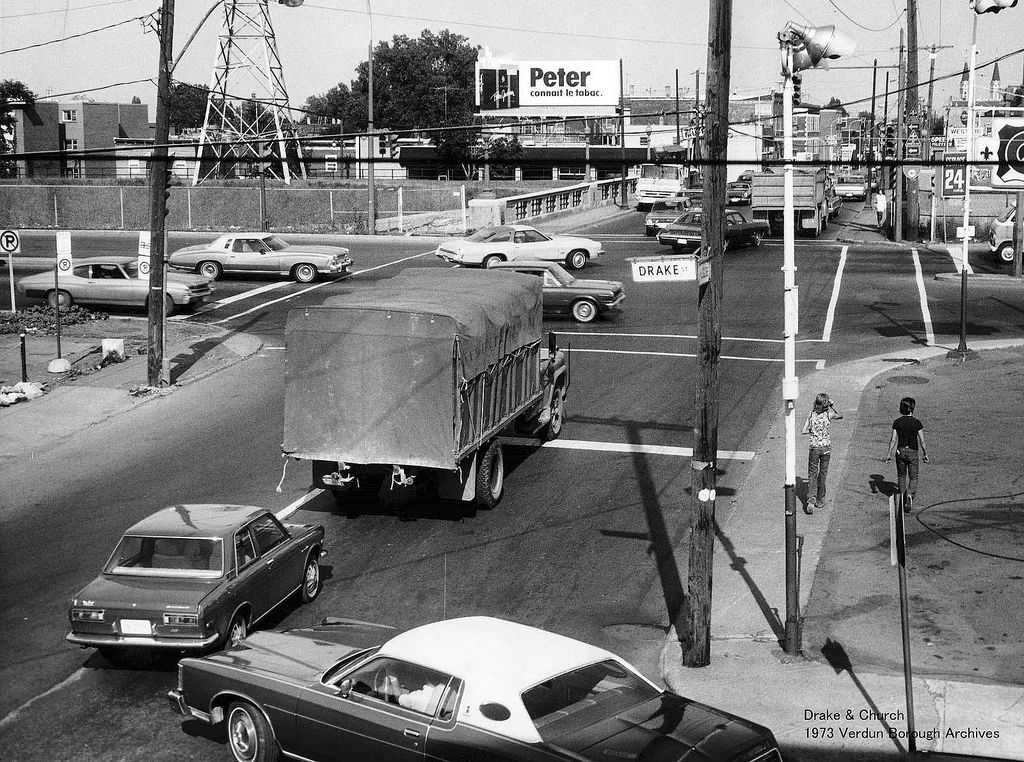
[67,504,324,661]
[727,181,752,204]
[657,209,769,251]
[169,615,781,762]
[489,260,624,323]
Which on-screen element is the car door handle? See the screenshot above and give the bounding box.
[265,558,274,565]
[403,728,420,739]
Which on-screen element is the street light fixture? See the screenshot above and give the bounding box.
[777,20,854,657]
[583,122,592,181]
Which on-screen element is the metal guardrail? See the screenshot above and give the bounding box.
[503,177,638,223]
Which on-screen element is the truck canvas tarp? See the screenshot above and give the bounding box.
[282,268,544,472]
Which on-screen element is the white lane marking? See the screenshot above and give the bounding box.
[912,248,936,346]
[555,330,795,344]
[945,244,975,275]
[821,245,848,343]
[193,282,290,313]
[212,250,432,324]
[815,359,826,369]
[569,347,822,363]
[276,489,324,521]
[0,668,86,729]
[502,436,755,460]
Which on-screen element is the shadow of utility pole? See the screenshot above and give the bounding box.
[626,423,686,635]
[714,519,785,643]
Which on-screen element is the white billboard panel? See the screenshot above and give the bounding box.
[477,60,620,110]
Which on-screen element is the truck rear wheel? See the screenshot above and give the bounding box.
[543,385,565,441]
[474,440,504,509]
[997,242,1015,264]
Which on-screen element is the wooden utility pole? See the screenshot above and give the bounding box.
[906,0,921,240]
[896,30,905,241]
[693,69,702,181]
[147,0,174,387]
[680,0,730,668]
[619,59,628,206]
[675,68,681,146]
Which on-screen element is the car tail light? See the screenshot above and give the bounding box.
[72,608,105,622]
[163,613,199,626]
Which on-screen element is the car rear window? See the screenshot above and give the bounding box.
[104,535,224,578]
[521,659,660,741]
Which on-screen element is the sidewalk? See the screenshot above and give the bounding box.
[660,340,1024,761]
[0,317,262,458]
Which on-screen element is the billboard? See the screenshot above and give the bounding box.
[477,60,620,111]
[975,119,1024,189]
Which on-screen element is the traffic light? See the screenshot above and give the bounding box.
[792,74,802,106]
[378,134,387,157]
[971,0,1017,13]
[882,123,897,159]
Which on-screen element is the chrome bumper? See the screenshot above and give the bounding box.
[67,631,219,649]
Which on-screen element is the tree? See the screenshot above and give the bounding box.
[131,95,143,104]
[824,96,848,116]
[168,82,210,133]
[303,82,352,133]
[311,29,478,148]
[1,79,35,178]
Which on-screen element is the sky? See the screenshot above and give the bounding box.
[2,0,1023,124]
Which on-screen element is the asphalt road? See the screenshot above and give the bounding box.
[2,207,1023,760]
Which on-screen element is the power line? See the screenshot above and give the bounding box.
[826,0,905,32]
[0,0,150,19]
[301,2,779,52]
[0,13,152,55]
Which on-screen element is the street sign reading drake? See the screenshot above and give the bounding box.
[477,60,619,110]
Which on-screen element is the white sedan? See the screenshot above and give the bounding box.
[435,225,604,270]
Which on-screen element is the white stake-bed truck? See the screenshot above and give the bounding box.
[751,167,838,237]
[282,268,569,509]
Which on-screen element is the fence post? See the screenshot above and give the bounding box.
[53,193,59,227]
[461,185,467,232]
[120,187,126,229]
[398,186,404,233]
[329,189,335,223]
[187,186,193,230]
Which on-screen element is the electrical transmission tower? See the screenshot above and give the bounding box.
[193,0,305,185]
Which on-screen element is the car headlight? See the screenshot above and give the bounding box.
[163,613,199,626]
[72,608,105,622]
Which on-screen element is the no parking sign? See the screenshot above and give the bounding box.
[138,231,151,279]
[56,231,72,274]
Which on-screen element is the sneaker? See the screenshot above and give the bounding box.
[904,495,914,513]
[803,502,814,515]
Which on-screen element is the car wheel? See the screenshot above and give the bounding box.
[146,293,176,317]
[198,260,223,280]
[300,553,321,603]
[474,440,504,509]
[227,701,281,762]
[566,249,588,270]
[571,299,597,323]
[996,242,1015,264]
[751,232,762,248]
[47,289,72,309]
[482,254,505,268]
[543,385,565,441]
[223,611,248,649]
[645,227,655,237]
[292,263,318,283]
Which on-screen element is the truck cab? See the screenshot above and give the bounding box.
[990,204,1017,264]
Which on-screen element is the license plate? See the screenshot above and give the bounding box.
[120,619,153,636]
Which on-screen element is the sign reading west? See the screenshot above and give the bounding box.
[477,60,620,110]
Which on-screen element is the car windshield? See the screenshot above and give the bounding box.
[521,659,660,742]
[465,226,511,242]
[839,176,864,184]
[262,236,290,251]
[104,535,224,579]
[996,205,1016,223]
[675,211,702,225]
[650,200,683,212]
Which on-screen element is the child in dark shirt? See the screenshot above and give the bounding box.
[884,396,929,512]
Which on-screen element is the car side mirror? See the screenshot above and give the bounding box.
[337,678,353,698]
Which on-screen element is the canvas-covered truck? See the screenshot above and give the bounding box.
[751,167,837,237]
[282,268,569,510]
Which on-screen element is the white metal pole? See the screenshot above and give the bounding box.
[782,42,801,656]
[954,17,978,356]
[398,186,404,233]
[461,184,467,232]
